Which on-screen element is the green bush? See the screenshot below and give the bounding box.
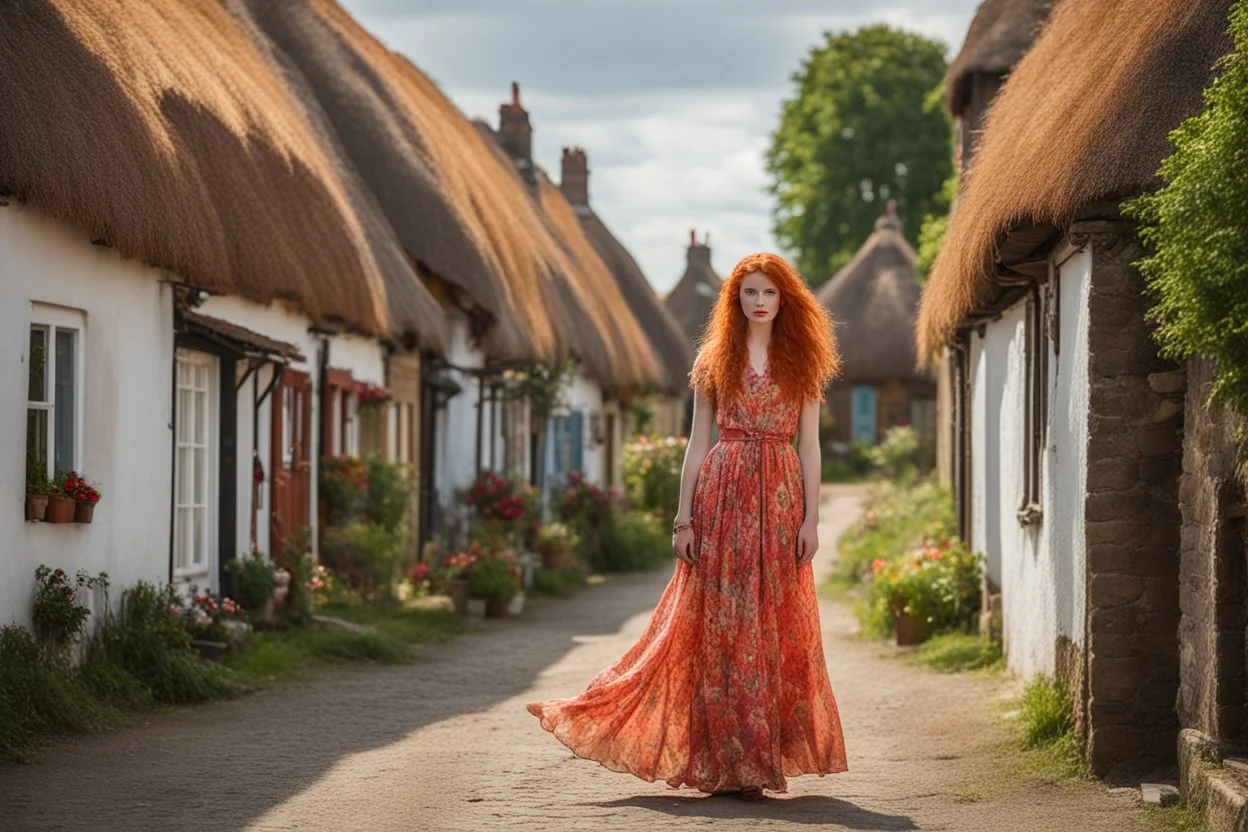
[320,522,404,600]
[321,456,369,526]
[364,454,412,533]
[228,553,277,620]
[622,435,687,516]
[867,426,920,485]
[1018,675,1074,749]
[94,582,236,705]
[593,512,671,573]
[862,539,982,637]
[836,480,956,584]
[467,557,519,601]
[531,566,588,597]
[1126,1,1248,413]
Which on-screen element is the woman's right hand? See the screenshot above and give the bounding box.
[673,526,697,565]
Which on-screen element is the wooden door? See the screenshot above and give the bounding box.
[270,368,312,567]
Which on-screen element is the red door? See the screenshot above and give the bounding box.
[270,369,312,567]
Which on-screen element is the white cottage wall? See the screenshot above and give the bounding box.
[0,205,174,627]
[968,245,1091,680]
[437,314,485,502]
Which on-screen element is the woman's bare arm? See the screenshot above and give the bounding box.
[796,400,822,564]
[674,390,715,524]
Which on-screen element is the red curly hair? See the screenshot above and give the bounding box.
[690,253,839,406]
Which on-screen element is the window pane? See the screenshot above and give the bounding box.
[177,388,192,443]
[26,408,49,481]
[54,330,76,474]
[194,448,205,504]
[28,327,47,403]
[194,390,206,444]
[193,508,204,567]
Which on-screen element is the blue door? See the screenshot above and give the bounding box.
[851,386,877,444]
[568,411,584,472]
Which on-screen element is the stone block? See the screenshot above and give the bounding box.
[1092,543,1176,576]
[1139,426,1183,457]
[1149,370,1188,395]
[1091,606,1177,636]
[1090,656,1149,700]
[1088,430,1139,460]
[1088,458,1139,492]
[1090,574,1146,608]
[1087,490,1149,524]
[1141,783,1181,806]
[1154,399,1184,422]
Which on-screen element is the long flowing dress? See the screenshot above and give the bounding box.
[526,365,848,793]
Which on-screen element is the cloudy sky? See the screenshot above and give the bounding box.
[340,0,981,293]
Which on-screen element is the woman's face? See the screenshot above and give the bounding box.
[739,271,781,324]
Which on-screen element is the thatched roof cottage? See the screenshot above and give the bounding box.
[920,0,1233,778]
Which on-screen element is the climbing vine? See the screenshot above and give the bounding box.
[1125,0,1248,412]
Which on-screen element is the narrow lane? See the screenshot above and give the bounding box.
[0,486,1153,831]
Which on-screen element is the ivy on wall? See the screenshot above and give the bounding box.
[1126,0,1248,411]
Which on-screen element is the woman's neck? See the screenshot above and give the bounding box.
[747,321,773,350]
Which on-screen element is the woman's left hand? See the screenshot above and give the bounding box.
[796,519,819,566]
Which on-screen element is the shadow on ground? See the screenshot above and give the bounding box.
[592,794,917,830]
[0,568,674,832]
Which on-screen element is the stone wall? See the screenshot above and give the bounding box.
[1177,358,1248,749]
[1080,224,1184,775]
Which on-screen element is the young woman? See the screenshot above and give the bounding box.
[527,253,847,800]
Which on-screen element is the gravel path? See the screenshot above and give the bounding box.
[0,485,1155,831]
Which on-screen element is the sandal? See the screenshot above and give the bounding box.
[740,785,764,801]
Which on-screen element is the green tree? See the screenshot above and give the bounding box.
[1126,0,1248,411]
[916,170,959,284]
[767,25,954,285]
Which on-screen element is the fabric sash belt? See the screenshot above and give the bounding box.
[719,429,788,443]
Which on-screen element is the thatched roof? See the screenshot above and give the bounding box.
[578,211,694,395]
[0,0,444,347]
[946,0,1054,113]
[532,172,662,391]
[918,0,1234,358]
[817,211,926,385]
[246,0,578,363]
[664,233,724,346]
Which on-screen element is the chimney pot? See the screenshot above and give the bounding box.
[511,81,520,106]
[690,229,696,246]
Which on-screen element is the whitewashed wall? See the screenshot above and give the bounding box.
[436,313,486,501]
[563,369,605,486]
[0,204,173,627]
[968,244,1091,680]
[199,296,386,565]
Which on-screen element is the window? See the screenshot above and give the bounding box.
[1019,281,1051,526]
[26,306,84,482]
[174,350,217,577]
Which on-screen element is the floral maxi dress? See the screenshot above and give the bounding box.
[526,366,848,793]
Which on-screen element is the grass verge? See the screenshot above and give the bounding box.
[1005,675,1090,781]
[1145,805,1206,832]
[907,632,1004,675]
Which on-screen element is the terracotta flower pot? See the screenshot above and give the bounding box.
[25,494,47,522]
[540,549,566,571]
[893,611,931,646]
[444,579,469,615]
[74,500,95,524]
[485,596,510,618]
[45,496,76,524]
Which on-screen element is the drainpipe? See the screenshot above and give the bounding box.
[168,309,179,585]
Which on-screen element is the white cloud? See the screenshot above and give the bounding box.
[340,0,980,292]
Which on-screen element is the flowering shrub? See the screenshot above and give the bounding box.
[32,566,107,652]
[556,470,612,532]
[623,435,687,516]
[321,456,369,526]
[467,553,520,601]
[357,383,390,409]
[439,544,488,581]
[183,588,246,645]
[534,522,578,555]
[861,538,983,639]
[227,552,277,621]
[464,470,527,523]
[835,480,955,584]
[60,472,101,504]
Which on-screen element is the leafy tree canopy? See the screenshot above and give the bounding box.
[1126,0,1248,411]
[767,25,953,287]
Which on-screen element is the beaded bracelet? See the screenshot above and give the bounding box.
[672,519,694,534]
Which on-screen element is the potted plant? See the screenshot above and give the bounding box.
[45,474,76,524]
[25,464,49,522]
[184,588,247,660]
[468,555,519,618]
[228,551,277,625]
[64,472,101,523]
[534,522,577,571]
[439,545,483,616]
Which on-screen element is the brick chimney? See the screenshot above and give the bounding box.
[560,147,589,207]
[687,228,712,268]
[498,82,533,178]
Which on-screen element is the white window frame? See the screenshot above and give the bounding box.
[174,349,219,580]
[26,303,85,479]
